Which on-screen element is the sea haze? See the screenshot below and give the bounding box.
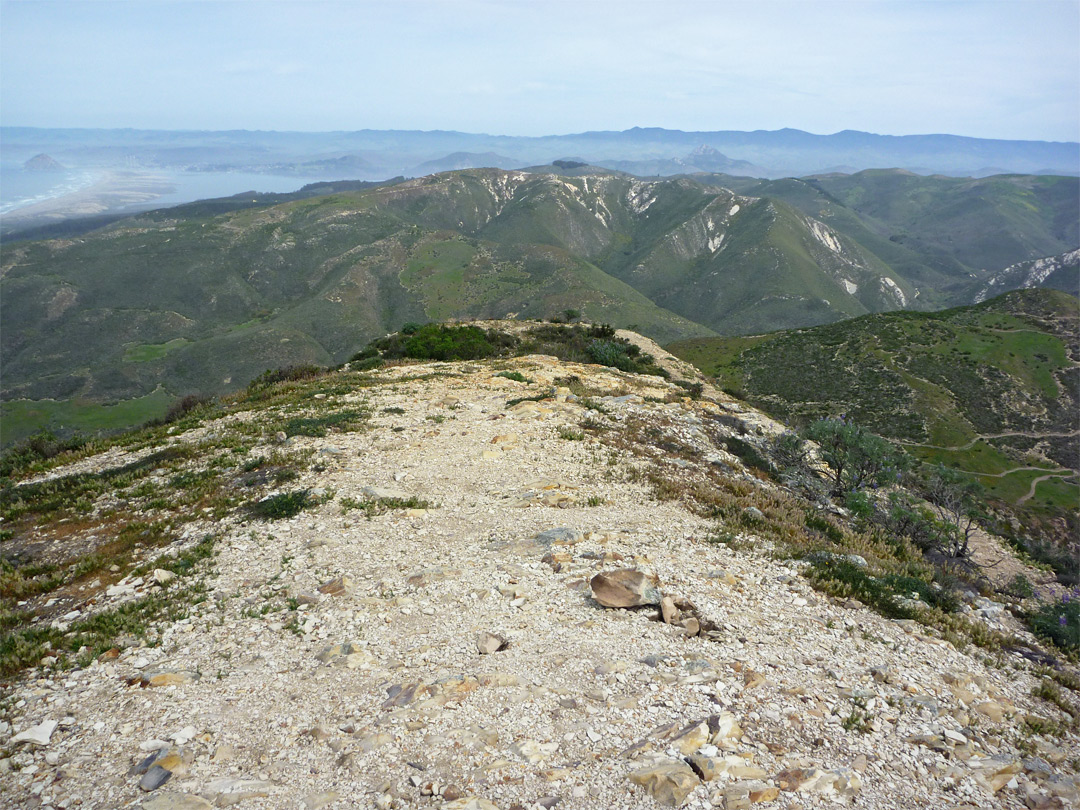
[0,165,326,217]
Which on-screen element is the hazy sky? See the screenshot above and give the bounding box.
[2,0,1077,141]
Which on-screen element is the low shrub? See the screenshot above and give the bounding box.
[248,365,326,390]
[247,489,314,520]
[1028,591,1080,652]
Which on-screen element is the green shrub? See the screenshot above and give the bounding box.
[249,365,326,390]
[247,489,313,520]
[160,394,215,424]
[361,324,517,363]
[723,436,774,476]
[804,417,906,496]
[1029,592,1080,652]
[496,371,530,383]
[1003,574,1035,600]
[0,430,92,480]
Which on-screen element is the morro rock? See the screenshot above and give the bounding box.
[23,153,66,172]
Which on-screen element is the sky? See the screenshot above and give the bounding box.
[1,0,1078,142]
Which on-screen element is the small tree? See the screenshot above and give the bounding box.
[803,417,904,496]
[921,464,984,558]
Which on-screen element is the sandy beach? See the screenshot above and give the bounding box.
[0,170,177,229]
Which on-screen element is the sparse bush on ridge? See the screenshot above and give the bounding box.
[248,365,328,390]
[803,417,907,497]
[0,430,95,481]
[358,324,516,363]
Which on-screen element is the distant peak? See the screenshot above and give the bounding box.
[24,153,66,172]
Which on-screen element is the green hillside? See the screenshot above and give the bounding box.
[2,168,1077,444]
[668,289,1080,551]
[724,171,1079,306]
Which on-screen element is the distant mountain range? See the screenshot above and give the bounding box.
[2,165,1077,446]
[3,126,1077,180]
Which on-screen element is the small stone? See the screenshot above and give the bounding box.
[511,740,559,765]
[708,712,743,745]
[141,670,200,688]
[590,569,662,608]
[680,617,700,637]
[317,576,354,597]
[139,765,173,791]
[151,569,176,587]
[476,632,508,655]
[672,722,710,755]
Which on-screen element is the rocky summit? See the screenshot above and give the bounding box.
[1,329,1077,810]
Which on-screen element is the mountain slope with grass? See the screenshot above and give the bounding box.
[704,170,1080,308]
[2,168,1077,446]
[668,288,1080,574]
[1,325,1077,809]
[0,169,918,442]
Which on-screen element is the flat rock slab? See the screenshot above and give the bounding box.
[590,568,662,608]
[10,719,57,746]
[140,794,213,810]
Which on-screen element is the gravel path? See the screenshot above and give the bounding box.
[2,354,1076,810]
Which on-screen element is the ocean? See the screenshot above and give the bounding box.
[0,164,330,217]
[0,164,102,215]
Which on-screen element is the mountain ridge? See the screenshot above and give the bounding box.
[2,167,1077,444]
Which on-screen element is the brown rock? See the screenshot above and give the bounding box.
[141,670,200,688]
[590,569,662,608]
[660,596,680,625]
[317,576,354,596]
[749,784,780,803]
[629,758,701,806]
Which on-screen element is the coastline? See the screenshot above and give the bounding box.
[0,170,177,229]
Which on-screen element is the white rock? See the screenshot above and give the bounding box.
[10,720,57,747]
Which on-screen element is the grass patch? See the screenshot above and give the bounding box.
[123,337,191,363]
[0,534,216,676]
[1,390,175,450]
[340,495,432,519]
[496,371,531,383]
[246,489,318,520]
[279,407,369,438]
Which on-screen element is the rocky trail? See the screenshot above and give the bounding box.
[2,345,1077,810]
